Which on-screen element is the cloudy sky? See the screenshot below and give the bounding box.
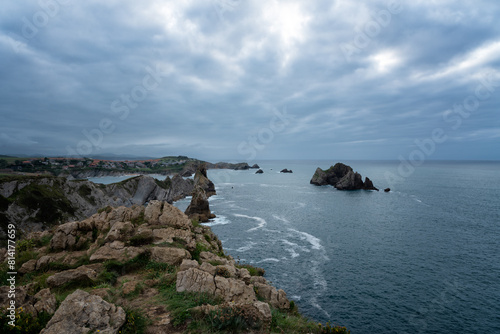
[1,0,499,161]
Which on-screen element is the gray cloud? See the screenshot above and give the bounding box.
[0,0,499,161]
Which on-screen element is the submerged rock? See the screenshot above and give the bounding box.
[310,162,379,191]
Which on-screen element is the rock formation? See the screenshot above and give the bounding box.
[310,163,379,191]
[251,164,260,169]
[0,172,209,241]
[185,185,216,222]
[2,201,294,333]
[280,169,293,173]
[255,169,264,174]
[40,290,126,334]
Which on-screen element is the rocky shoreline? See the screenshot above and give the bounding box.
[0,166,351,333]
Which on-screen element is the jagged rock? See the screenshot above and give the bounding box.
[89,241,146,262]
[253,282,290,309]
[255,169,264,174]
[179,259,200,272]
[364,177,379,191]
[176,268,256,304]
[46,265,98,288]
[19,259,37,274]
[36,255,55,270]
[310,162,378,190]
[335,170,364,190]
[40,289,126,334]
[185,186,215,222]
[159,202,193,229]
[280,169,293,173]
[194,164,216,196]
[105,221,134,242]
[176,268,217,294]
[50,222,79,250]
[199,251,233,266]
[0,173,199,241]
[150,247,191,265]
[34,288,57,315]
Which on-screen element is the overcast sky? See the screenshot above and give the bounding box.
[1,0,499,161]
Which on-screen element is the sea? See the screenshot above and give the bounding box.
[89,160,500,334]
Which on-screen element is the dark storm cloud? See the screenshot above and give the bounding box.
[0,0,499,160]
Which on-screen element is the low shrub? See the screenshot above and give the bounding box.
[0,309,52,334]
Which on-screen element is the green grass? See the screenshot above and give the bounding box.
[190,243,209,263]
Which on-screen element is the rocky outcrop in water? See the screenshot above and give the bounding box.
[255,169,264,174]
[185,186,216,222]
[280,169,293,173]
[310,163,379,191]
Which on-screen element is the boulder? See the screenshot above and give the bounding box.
[253,282,290,309]
[46,265,98,288]
[384,188,391,192]
[34,288,57,315]
[176,268,256,304]
[41,289,126,334]
[251,164,260,169]
[150,247,191,265]
[255,169,264,174]
[280,169,293,173]
[89,241,146,262]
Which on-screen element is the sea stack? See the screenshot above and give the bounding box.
[310,162,379,191]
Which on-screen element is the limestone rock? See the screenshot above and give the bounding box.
[46,265,98,288]
[160,202,193,229]
[150,247,191,265]
[253,282,290,309]
[34,288,57,314]
[179,259,199,272]
[89,241,146,262]
[41,289,126,334]
[105,221,134,242]
[19,259,37,274]
[176,268,217,294]
[185,186,215,222]
[194,164,216,196]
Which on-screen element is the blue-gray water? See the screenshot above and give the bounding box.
[91,161,500,333]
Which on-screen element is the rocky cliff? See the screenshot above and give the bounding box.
[0,201,305,333]
[310,163,379,191]
[0,173,208,241]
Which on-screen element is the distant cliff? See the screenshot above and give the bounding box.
[310,163,378,191]
[0,171,214,241]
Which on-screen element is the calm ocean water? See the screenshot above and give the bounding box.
[91,161,500,333]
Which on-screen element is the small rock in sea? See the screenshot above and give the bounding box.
[384,188,391,192]
[255,169,264,174]
[280,169,293,173]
